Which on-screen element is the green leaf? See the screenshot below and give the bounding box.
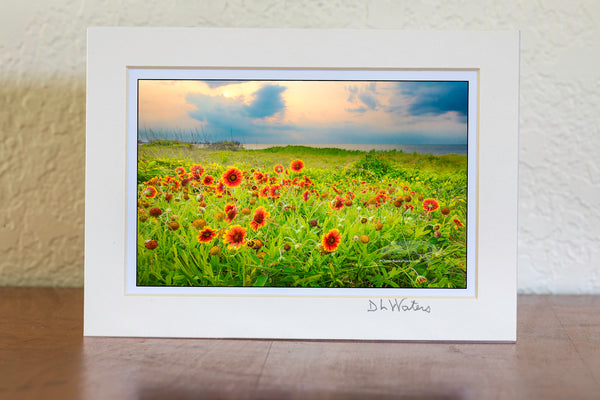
[253,274,268,287]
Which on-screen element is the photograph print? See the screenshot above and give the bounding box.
[134,72,474,290]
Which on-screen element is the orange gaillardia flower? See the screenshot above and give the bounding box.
[273,164,284,174]
[215,181,225,196]
[223,225,247,249]
[321,229,341,252]
[302,190,310,202]
[269,185,281,199]
[259,185,270,198]
[197,226,218,243]
[253,171,264,182]
[142,186,158,198]
[250,207,270,230]
[146,177,160,186]
[175,167,186,175]
[222,167,243,188]
[290,159,305,173]
[454,218,465,227]
[203,175,214,186]
[190,164,204,176]
[330,195,345,211]
[224,203,238,223]
[422,198,440,212]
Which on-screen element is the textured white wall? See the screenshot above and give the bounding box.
[1,0,598,293]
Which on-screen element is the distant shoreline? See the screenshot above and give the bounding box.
[218,143,467,156]
[138,141,468,156]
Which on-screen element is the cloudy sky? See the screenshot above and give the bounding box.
[138,79,469,145]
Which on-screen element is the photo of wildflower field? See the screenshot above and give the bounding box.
[135,78,471,289]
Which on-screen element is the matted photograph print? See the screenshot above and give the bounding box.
[129,69,476,295]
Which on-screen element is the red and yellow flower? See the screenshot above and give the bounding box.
[253,171,264,182]
[141,186,158,198]
[175,167,186,175]
[197,226,218,243]
[223,225,247,249]
[145,177,160,186]
[250,207,270,230]
[190,164,204,176]
[224,203,238,223]
[269,184,282,199]
[222,167,243,188]
[290,159,304,173]
[422,198,440,212]
[302,190,310,202]
[170,180,180,191]
[259,185,270,198]
[273,164,284,174]
[330,195,345,211]
[321,229,341,252]
[202,175,214,186]
[215,181,225,196]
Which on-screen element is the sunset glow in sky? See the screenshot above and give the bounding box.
[138,79,469,144]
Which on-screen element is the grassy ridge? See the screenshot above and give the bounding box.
[139,143,466,181]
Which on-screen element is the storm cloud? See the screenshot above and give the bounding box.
[399,81,468,117]
[186,83,292,142]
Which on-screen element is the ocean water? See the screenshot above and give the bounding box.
[242,143,468,156]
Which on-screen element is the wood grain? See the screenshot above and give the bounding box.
[1,288,599,399]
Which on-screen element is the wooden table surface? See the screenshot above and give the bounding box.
[1,288,599,400]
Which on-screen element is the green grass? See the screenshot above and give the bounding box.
[136,142,468,289]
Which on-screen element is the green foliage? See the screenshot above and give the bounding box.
[136,144,468,289]
[350,152,392,179]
